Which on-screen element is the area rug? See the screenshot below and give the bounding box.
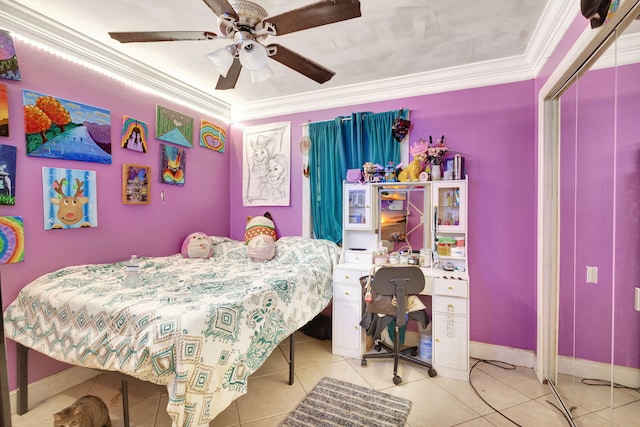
[280,376,411,427]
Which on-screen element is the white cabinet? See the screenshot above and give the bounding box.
[432,180,467,233]
[332,265,367,358]
[343,184,373,230]
[432,277,469,381]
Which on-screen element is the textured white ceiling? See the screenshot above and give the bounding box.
[9,0,551,109]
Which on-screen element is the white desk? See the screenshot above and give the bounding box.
[331,263,470,381]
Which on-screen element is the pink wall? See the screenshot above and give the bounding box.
[0,39,230,389]
[230,80,539,351]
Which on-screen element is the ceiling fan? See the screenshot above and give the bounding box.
[109,0,362,90]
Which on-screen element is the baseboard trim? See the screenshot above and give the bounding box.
[557,355,640,387]
[469,341,537,369]
[9,366,99,415]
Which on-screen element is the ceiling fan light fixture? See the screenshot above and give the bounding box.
[239,40,268,71]
[207,45,236,77]
[249,64,274,84]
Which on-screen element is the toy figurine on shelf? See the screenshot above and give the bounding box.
[384,161,399,182]
[362,162,383,183]
[398,137,429,182]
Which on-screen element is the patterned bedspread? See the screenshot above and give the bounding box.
[4,236,340,426]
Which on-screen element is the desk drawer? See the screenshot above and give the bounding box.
[434,295,468,316]
[334,283,362,303]
[343,250,373,265]
[334,268,367,285]
[433,278,468,298]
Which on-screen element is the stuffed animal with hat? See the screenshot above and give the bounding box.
[244,212,278,261]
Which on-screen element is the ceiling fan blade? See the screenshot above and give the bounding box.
[215,58,242,90]
[266,0,361,36]
[268,44,335,84]
[109,31,218,43]
[201,0,238,21]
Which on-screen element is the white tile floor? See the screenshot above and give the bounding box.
[11,332,639,426]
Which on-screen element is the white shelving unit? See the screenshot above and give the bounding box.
[332,178,470,381]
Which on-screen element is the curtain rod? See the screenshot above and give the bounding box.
[300,107,407,127]
[300,117,352,127]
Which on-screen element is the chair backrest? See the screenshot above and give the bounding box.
[371,266,425,295]
[371,266,425,326]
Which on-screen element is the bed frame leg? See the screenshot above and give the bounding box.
[16,344,28,416]
[121,379,130,427]
[288,334,295,385]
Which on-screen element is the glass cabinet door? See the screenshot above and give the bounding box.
[343,184,372,229]
[432,180,467,232]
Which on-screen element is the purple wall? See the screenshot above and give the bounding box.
[559,62,640,369]
[229,80,539,351]
[0,39,231,389]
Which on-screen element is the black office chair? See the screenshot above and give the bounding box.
[360,266,437,385]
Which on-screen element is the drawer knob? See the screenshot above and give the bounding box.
[435,338,440,343]
[448,286,454,291]
[344,291,350,296]
[345,275,350,280]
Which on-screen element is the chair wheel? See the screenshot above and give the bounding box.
[393,375,402,385]
[375,343,381,351]
[410,349,418,356]
[428,368,437,377]
[361,358,367,367]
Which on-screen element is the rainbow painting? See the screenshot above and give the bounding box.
[0,216,24,264]
[121,116,148,153]
[200,120,225,153]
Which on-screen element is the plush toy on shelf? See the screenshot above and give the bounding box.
[244,212,278,261]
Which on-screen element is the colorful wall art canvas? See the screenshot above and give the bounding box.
[156,105,193,148]
[0,216,24,263]
[0,144,16,205]
[122,164,151,204]
[24,90,112,164]
[0,84,8,137]
[200,120,225,153]
[121,116,148,153]
[242,121,291,207]
[0,30,21,81]
[42,167,98,230]
[160,144,186,186]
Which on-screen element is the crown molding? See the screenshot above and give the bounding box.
[526,0,581,75]
[230,55,536,122]
[0,0,232,123]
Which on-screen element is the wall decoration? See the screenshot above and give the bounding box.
[0,84,8,137]
[24,90,112,164]
[0,144,16,205]
[123,164,151,204]
[42,167,97,230]
[160,144,186,186]
[242,121,291,207]
[156,105,193,148]
[121,116,148,153]
[0,216,24,263]
[0,30,21,81]
[200,119,225,153]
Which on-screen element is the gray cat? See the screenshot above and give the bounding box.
[53,395,112,427]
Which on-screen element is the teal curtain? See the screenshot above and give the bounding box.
[309,119,345,244]
[308,109,406,243]
[363,109,405,167]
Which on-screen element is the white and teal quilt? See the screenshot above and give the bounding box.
[4,236,340,426]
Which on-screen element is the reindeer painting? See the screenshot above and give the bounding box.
[42,167,97,229]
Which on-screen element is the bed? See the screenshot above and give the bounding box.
[3,235,340,427]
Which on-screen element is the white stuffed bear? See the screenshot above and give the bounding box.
[181,232,214,259]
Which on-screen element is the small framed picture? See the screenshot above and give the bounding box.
[122,164,151,204]
[445,158,454,172]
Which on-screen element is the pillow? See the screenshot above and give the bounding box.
[181,232,214,258]
[244,212,277,261]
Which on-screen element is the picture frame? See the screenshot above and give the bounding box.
[122,163,151,204]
